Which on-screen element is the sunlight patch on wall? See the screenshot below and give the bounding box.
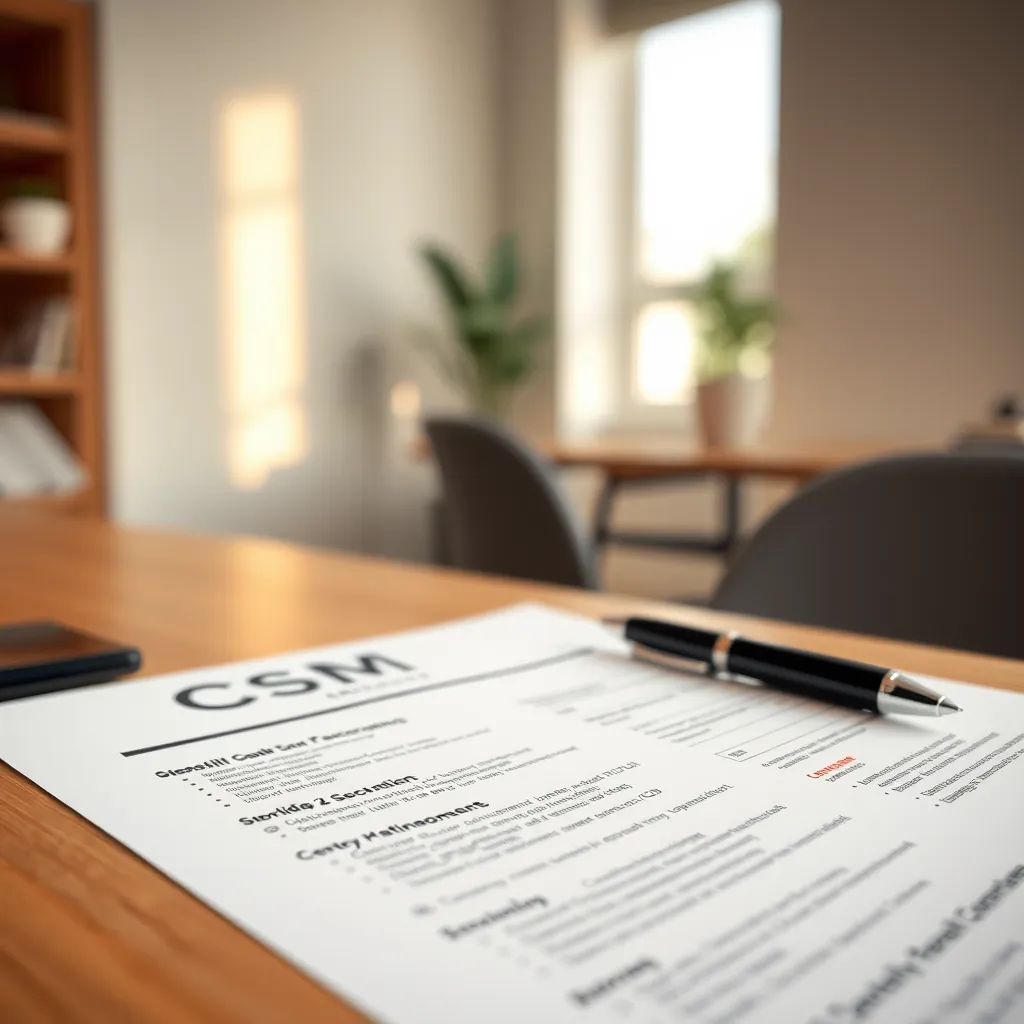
[221,93,308,490]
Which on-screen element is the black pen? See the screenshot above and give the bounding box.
[619,618,962,717]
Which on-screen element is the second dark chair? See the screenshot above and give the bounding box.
[711,452,1024,659]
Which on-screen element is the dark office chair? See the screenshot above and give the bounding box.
[425,416,598,588]
[711,453,1024,659]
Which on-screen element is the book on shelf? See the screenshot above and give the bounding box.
[0,298,75,373]
[0,401,87,497]
[0,108,65,132]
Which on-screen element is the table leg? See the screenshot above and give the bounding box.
[722,476,743,556]
[591,474,746,557]
[593,476,619,546]
[591,475,621,577]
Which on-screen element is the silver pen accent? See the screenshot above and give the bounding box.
[711,631,737,675]
[877,670,962,716]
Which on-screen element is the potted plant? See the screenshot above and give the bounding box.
[692,259,777,449]
[417,233,547,418]
[1,179,70,256]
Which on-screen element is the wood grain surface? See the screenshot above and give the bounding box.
[0,514,1021,1022]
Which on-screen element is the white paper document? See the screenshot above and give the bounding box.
[1,605,1022,1023]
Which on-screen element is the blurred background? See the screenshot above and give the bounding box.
[1,0,1022,607]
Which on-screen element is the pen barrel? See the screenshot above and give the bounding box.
[726,639,885,712]
[625,619,719,663]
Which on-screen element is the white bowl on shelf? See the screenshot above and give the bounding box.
[1,197,71,256]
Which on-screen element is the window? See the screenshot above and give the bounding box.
[628,0,780,413]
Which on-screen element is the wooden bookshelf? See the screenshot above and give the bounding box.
[0,368,80,394]
[0,114,68,155]
[3,488,79,510]
[0,246,75,272]
[0,0,103,514]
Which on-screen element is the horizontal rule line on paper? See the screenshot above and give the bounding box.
[119,648,594,758]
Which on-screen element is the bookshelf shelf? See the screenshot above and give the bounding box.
[0,369,80,394]
[0,247,75,273]
[4,489,84,511]
[0,115,69,156]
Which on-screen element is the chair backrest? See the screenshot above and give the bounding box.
[425,416,598,589]
[711,453,1024,659]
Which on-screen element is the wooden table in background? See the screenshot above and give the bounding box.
[549,436,907,482]
[415,433,915,560]
[1,513,1012,1023]
[548,437,916,556]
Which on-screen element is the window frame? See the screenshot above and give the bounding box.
[615,0,779,430]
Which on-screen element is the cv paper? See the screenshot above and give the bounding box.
[0,605,1021,1023]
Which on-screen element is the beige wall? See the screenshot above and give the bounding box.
[496,0,561,440]
[99,0,1023,588]
[100,0,498,554]
[771,0,1024,447]
[595,0,1024,600]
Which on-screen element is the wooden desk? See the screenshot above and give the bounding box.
[548,437,916,557]
[2,515,1018,1023]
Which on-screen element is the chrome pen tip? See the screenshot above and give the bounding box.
[878,672,964,716]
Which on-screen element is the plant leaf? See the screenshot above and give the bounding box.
[486,233,518,307]
[509,315,548,349]
[692,255,778,375]
[415,235,546,413]
[420,243,475,313]
[459,302,505,337]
